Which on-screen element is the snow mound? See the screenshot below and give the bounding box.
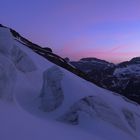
[0,27,13,55]
[0,54,17,101]
[11,45,37,72]
[39,66,64,112]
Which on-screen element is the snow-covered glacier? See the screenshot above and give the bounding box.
[0,26,140,140]
[0,54,16,100]
[39,66,64,112]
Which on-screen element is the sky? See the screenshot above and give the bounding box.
[0,0,140,63]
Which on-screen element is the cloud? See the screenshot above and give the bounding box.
[109,45,130,52]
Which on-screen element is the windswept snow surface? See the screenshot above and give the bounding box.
[0,101,99,140]
[0,27,140,140]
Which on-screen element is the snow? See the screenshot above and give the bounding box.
[11,45,37,73]
[0,101,100,140]
[0,27,140,140]
[40,66,64,112]
[0,54,17,101]
[0,27,13,55]
[114,64,140,77]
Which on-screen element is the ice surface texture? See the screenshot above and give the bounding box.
[0,27,13,55]
[40,66,64,112]
[0,54,16,101]
[11,46,37,73]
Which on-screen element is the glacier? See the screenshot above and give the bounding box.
[0,26,140,140]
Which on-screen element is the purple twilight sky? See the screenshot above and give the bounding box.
[1,0,140,63]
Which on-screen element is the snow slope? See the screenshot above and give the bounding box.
[0,101,100,140]
[0,27,140,140]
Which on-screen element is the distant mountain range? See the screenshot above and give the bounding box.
[71,57,140,104]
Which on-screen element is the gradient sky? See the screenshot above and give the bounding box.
[1,0,140,63]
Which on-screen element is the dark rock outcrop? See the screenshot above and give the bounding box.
[71,57,140,104]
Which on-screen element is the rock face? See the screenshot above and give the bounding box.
[11,46,37,73]
[40,66,64,112]
[71,57,115,85]
[0,54,17,101]
[71,57,140,104]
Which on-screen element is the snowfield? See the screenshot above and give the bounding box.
[0,101,100,140]
[0,27,140,140]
